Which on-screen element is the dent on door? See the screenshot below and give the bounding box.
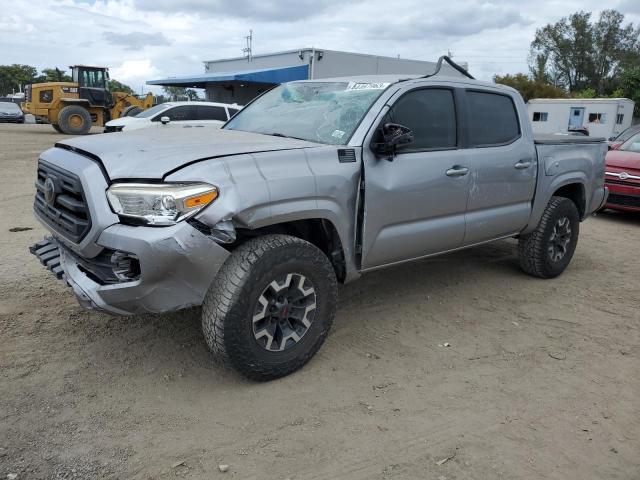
[361,148,471,269]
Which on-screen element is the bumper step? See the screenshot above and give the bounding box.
[29,237,66,280]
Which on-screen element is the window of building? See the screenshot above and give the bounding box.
[466,91,520,147]
[532,112,548,122]
[616,114,624,125]
[390,88,457,150]
[588,113,605,123]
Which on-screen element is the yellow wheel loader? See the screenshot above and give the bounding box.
[22,65,153,135]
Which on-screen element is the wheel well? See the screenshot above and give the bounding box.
[235,219,347,283]
[553,183,586,219]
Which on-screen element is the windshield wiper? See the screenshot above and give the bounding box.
[266,132,307,141]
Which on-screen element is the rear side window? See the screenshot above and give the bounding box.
[391,88,457,150]
[466,91,520,147]
[197,105,227,121]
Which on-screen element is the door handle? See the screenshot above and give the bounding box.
[446,166,469,177]
[514,160,532,169]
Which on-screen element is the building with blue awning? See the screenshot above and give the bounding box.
[147,48,468,105]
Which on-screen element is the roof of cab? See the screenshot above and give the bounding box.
[293,74,516,95]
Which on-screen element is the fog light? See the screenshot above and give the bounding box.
[110,251,141,282]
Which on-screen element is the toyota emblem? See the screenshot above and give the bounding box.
[619,172,629,180]
[44,177,57,205]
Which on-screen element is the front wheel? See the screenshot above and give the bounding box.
[57,105,92,135]
[202,234,338,381]
[518,196,580,278]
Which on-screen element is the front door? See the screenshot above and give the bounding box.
[361,87,471,269]
[569,107,585,129]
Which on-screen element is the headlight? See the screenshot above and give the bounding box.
[106,183,218,226]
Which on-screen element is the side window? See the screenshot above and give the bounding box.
[466,91,520,147]
[390,88,457,150]
[158,105,194,121]
[197,106,227,121]
[532,112,548,122]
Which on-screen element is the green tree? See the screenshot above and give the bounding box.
[571,88,597,98]
[493,73,567,102]
[530,10,640,94]
[618,67,640,116]
[35,68,72,83]
[108,79,135,94]
[0,64,38,95]
[163,86,201,101]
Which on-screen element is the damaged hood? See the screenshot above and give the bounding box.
[56,128,323,179]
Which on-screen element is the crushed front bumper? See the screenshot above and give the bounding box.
[30,222,231,316]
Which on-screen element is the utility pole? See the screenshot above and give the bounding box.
[243,30,253,62]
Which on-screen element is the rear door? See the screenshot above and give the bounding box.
[194,105,228,127]
[461,90,537,245]
[361,86,471,269]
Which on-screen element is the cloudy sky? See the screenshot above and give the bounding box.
[1,0,639,93]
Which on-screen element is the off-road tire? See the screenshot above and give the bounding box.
[57,105,92,135]
[121,106,142,117]
[518,196,580,279]
[202,234,338,381]
[52,124,63,133]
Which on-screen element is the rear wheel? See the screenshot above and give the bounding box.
[52,124,63,133]
[121,105,142,117]
[201,234,338,381]
[518,196,580,278]
[58,105,92,135]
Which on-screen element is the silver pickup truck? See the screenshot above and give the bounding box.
[31,66,608,380]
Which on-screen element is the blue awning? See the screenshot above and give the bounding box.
[147,64,309,88]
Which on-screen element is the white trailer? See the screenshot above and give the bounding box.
[527,98,635,139]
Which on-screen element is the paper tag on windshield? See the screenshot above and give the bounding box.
[346,82,390,91]
[332,129,346,139]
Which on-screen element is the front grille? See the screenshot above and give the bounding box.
[104,125,123,133]
[606,178,640,187]
[608,193,640,208]
[34,160,91,242]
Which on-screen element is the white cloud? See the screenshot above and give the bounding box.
[110,59,160,90]
[0,0,638,93]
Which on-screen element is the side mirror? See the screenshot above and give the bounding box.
[160,116,170,125]
[372,123,414,160]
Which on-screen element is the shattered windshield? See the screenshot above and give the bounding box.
[224,81,390,145]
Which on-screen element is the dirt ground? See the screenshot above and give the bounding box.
[0,123,638,480]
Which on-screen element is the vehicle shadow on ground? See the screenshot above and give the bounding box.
[70,239,522,384]
[596,209,640,225]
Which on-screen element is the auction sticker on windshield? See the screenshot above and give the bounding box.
[346,82,390,91]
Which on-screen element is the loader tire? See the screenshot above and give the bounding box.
[121,106,142,117]
[52,124,63,133]
[58,105,92,135]
[201,234,338,381]
[518,196,580,279]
